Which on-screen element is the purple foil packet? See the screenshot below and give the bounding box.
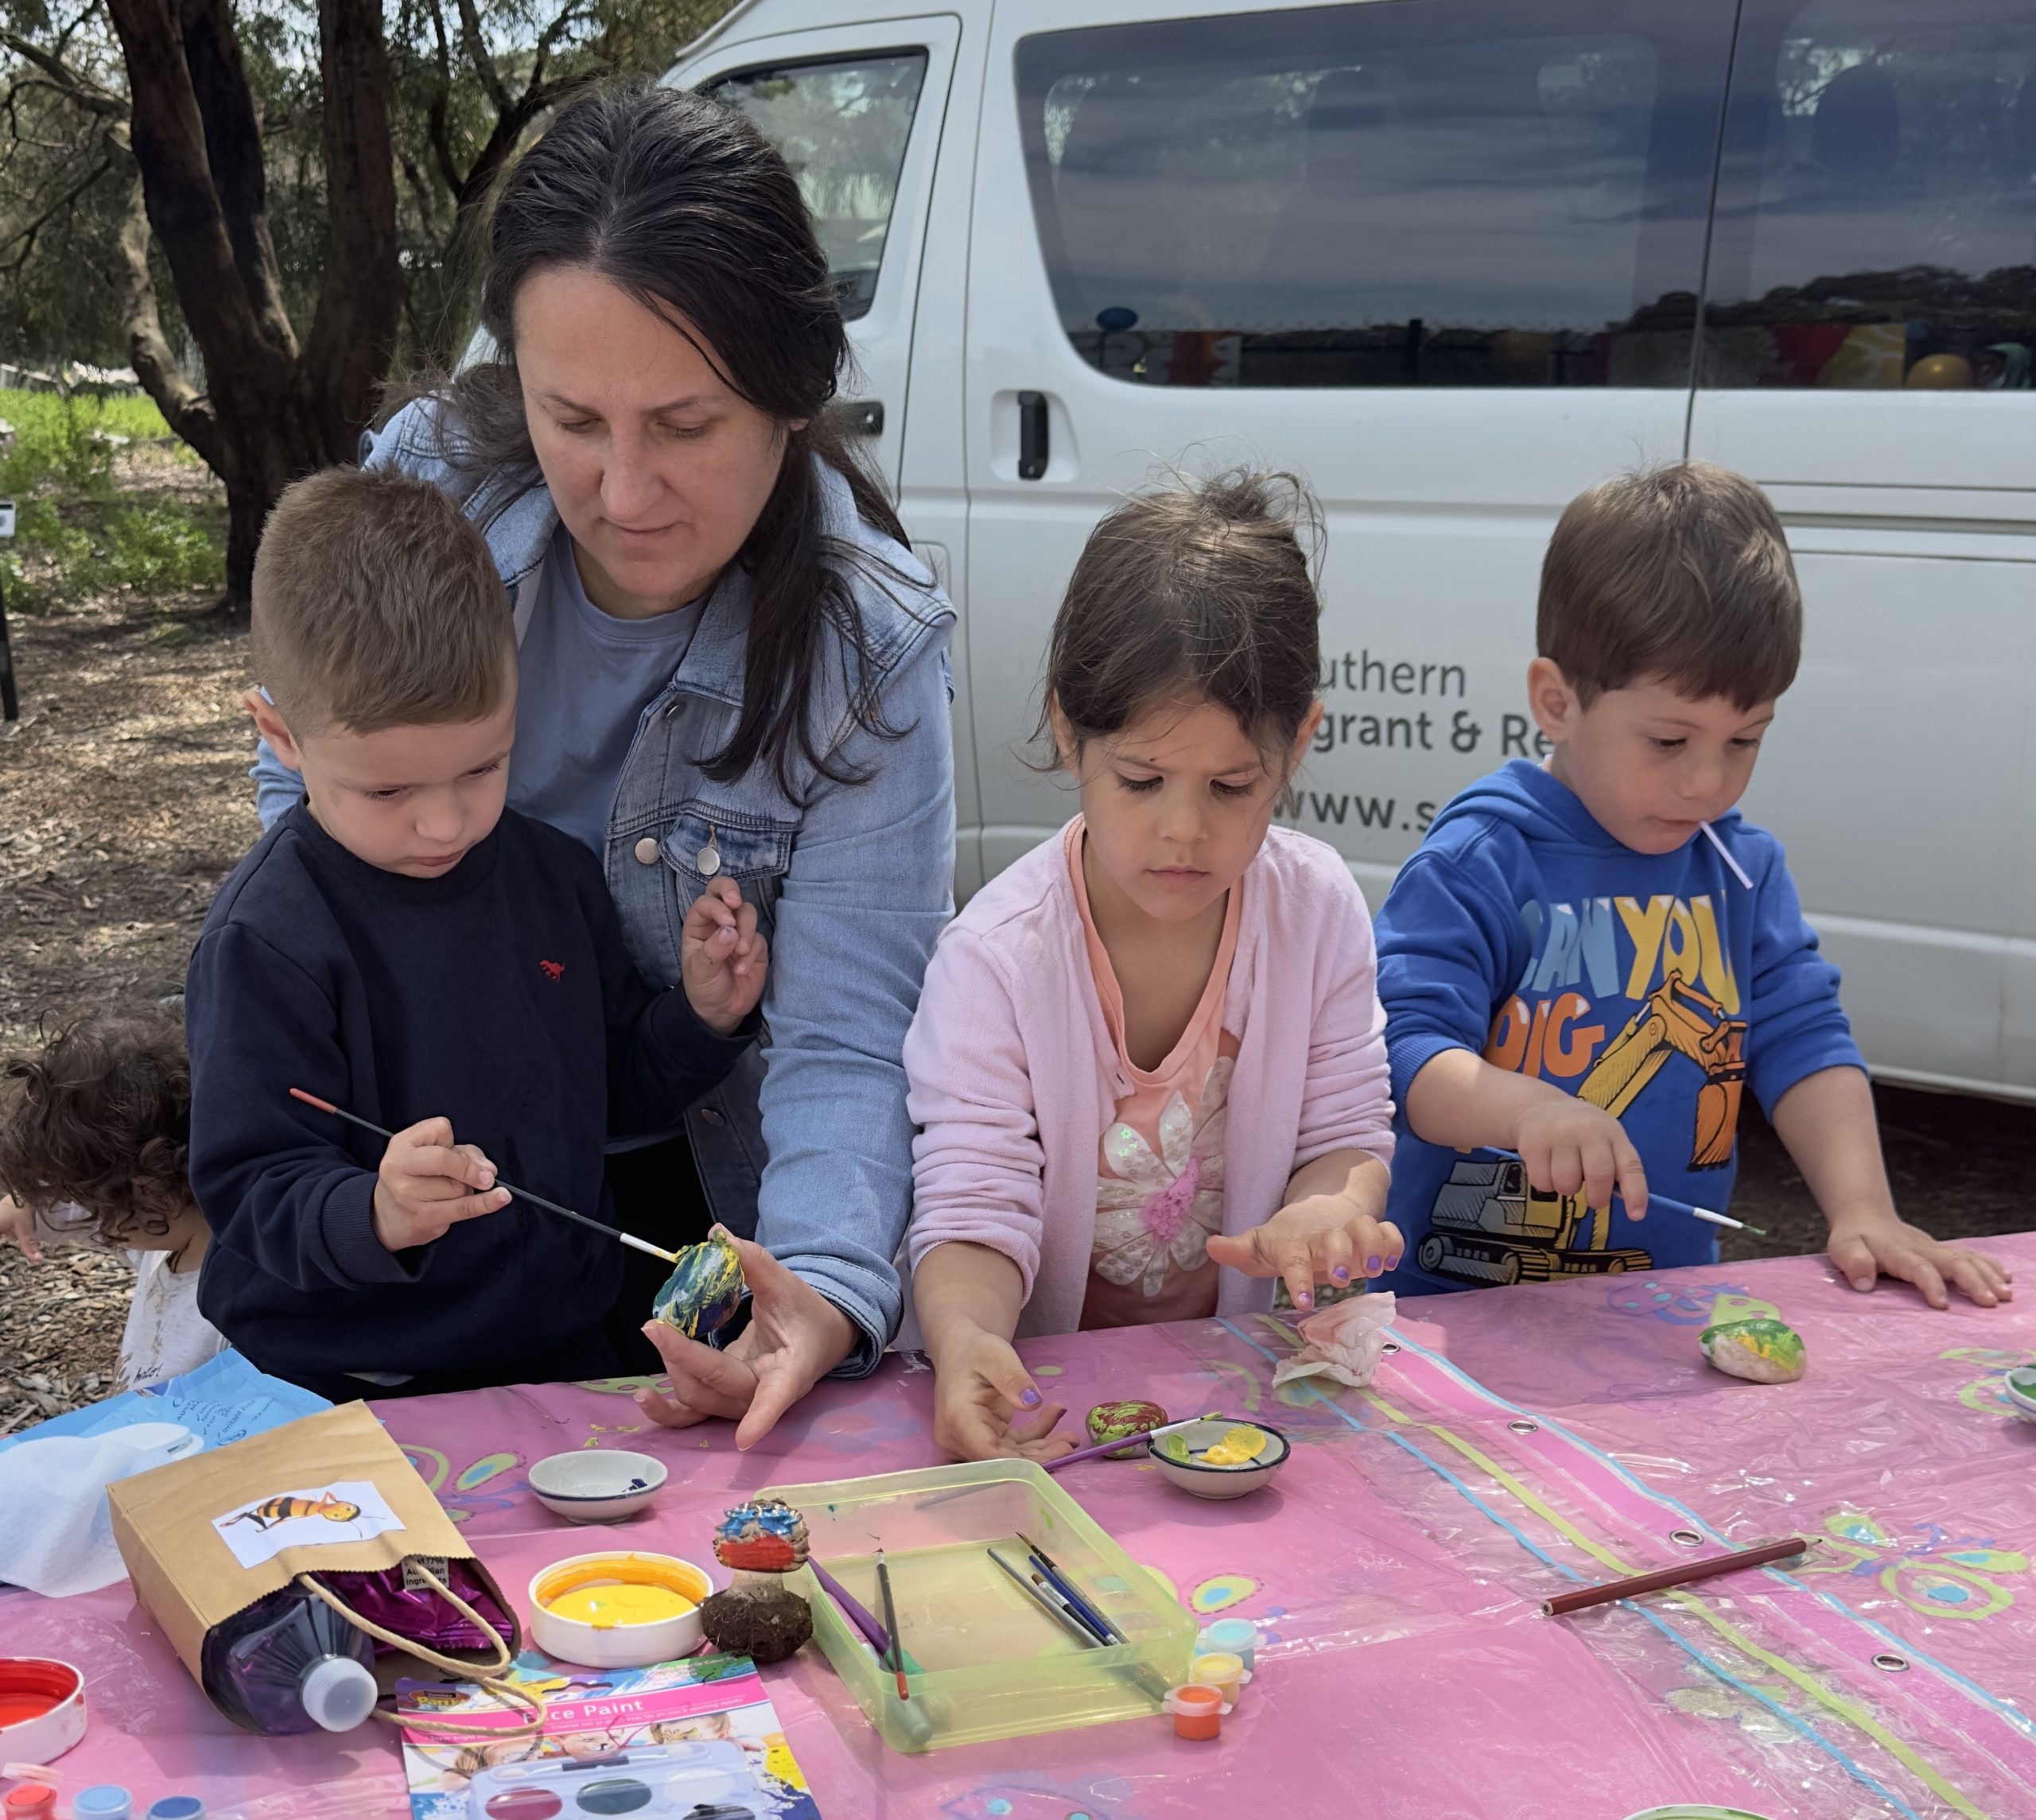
[314,1556,515,1656]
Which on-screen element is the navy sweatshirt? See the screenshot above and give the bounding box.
[185,803,755,1380]
[1374,760,1862,1294]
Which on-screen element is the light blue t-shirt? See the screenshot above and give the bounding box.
[508,525,704,855]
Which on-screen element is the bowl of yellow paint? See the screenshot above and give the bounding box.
[1150,1418,1290,1500]
[528,1550,713,1667]
[529,1448,668,1522]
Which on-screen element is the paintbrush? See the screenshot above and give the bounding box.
[989,1546,1105,1647]
[1017,1531,1125,1646]
[807,1558,925,1674]
[873,1546,909,1701]
[1542,1536,1809,1617]
[288,1087,680,1262]
[1042,1410,1223,1473]
[1490,1147,1766,1236]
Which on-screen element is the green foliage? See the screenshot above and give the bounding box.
[0,388,223,610]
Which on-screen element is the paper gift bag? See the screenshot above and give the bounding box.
[107,1401,521,1701]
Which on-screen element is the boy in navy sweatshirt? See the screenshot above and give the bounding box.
[1374,463,2009,1310]
[185,467,768,1399]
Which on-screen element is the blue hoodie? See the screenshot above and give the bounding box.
[1374,759,1861,1294]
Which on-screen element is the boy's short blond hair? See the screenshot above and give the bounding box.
[251,465,513,735]
[1538,462,1801,712]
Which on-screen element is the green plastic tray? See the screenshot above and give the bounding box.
[761,1457,1196,1752]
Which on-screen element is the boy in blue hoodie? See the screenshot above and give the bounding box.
[1374,464,2010,1310]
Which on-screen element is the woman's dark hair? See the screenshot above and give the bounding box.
[0,1007,192,1248]
[417,82,922,794]
[1035,470,1323,766]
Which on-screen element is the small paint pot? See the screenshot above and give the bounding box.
[529,1449,668,1523]
[3,1787,57,1820]
[1163,1683,1230,1740]
[143,1803,206,1820]
[529,1550,713,1667]
[1191,1650,1246,1703]
[72,1792,135,1820]
[0,1658,86,1768]
[1198,1617,1261,1671]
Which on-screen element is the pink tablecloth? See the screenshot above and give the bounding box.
[10,1237,2036,1819]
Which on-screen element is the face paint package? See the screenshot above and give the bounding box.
[316,1557,516,1655]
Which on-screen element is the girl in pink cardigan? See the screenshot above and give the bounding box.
[903,473,1400,1461]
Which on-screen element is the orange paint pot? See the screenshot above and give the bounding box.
[1163,1682,1229,1741]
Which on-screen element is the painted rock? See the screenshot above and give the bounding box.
[1699,1317,1807,1383]
[1086,1399,1167,1460]
[713,1497,810,1574]
[651,1234,745,1340]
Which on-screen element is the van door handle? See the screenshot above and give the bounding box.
[845,399,884,436]
[1017,390,1048,480]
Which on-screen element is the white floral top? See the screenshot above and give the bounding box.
[1066,821,1243,1329]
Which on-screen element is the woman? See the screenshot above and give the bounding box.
[250,83,955,1446]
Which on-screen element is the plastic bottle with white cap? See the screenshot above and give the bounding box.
[198,1583,379,1735]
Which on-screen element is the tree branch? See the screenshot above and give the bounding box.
[107,139,224,475]
[0,28,126,117]
[0,149,111,263]
[449,0,507,113]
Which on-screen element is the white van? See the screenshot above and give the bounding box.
[667,0,2036,1100]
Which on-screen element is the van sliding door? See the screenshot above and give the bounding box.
[1688,0,2036,1093]
[963,0,1736,892]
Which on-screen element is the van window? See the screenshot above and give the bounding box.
[703,52,927,320]
[1702,0,2036,390]
[1014,1,1737,389]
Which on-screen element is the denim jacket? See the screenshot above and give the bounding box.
[250,401,958,1372]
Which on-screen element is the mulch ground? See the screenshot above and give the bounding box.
[1,563,2030,1429]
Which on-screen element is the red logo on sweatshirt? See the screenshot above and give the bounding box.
[538,959,565,980]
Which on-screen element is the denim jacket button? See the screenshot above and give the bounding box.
[632,836,659,865]
[699,1107,726,1128]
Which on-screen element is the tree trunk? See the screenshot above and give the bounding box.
[102,0,399,602]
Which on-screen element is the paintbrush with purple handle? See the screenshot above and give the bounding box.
[1043,1411,1222,1473]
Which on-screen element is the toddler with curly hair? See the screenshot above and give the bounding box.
[0,1006,227,1388]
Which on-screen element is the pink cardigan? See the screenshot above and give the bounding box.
[903,822,1395,1339]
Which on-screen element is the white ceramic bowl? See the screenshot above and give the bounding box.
[1150,1419,1291,1500]
[529,1449,668,1522]
[527,1551,713,1669]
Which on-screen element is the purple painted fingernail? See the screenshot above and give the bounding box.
[1366,1255,1382,1275]
[1297,1290,1315,1310]
[1385,1255,1401,1271]
[1331,1265,1351,1283]
[1019,1387,1043,1408]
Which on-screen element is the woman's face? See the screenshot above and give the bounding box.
[515,266,795,619]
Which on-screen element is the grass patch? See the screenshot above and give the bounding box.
[0,389,223,611]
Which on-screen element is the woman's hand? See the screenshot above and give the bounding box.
[680,878,767,1035]
[1826,1212,2013,1310]
[1205,1148,1397,1311]
[929,1321,1074,1463]
[635,1231,855,1449]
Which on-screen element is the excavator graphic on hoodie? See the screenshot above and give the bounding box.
[1416,972,1747,1288]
